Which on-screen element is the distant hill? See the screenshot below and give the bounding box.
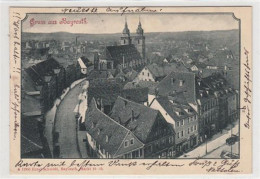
[22,29,239,43]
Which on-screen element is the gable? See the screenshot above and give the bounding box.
[114,131,144,158]
[145,112,174,143]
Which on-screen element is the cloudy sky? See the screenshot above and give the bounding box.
[23,13,239,34]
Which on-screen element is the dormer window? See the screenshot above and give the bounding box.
[179,80,184,86]
[171,78,175,84]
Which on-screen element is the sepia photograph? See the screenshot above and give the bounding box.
[20,12,240,160]
[8,6,253,175]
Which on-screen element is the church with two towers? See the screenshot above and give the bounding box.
[94,18,146,71]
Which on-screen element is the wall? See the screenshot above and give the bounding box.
[135,67,155,82]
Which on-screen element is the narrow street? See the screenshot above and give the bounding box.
[54,80,86,158]
[179,121,239,158]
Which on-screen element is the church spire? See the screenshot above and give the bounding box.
[136,16,144,36]
[122,16,130,36]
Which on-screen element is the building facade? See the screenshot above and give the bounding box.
[149,96,199,156]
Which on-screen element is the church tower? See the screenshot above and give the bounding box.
[134,18,145,59]
[121,18,132,45]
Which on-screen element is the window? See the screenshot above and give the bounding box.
[130,138,134,145]
[106,135,109,143]
[148,72,149,77]
[169,136,173,144]
[191,126,193,132]
[187,118,190,123]
[181,120,184,126]
[179,80,184,86]
[194,125,197,131]
[177,122,180,127]
[181,131,184,137]
[142,72,144,75]
[177,132,180,138]
[187,128,190,134]
[140,149,143,156]
[124,140,129,148]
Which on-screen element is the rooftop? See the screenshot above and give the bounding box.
[110,96,159,143]
[85,98,144,157]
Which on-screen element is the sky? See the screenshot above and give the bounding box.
[23,13,239,34]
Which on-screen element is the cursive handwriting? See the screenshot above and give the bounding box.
[243,105,251,129]
[60,7,163,15]
[67,160,104,171]
[39,161,66,172]
[243,47,251,104]
[108,160,137,167]
[12,12,21,64]
[11,12,21,140]
[139,160,184,170]
[61,7,98,14]
[189,159,240,173]
[206,160,240,173]
[106,7,163,16]
[243,47,252,129]
[15,160,43,168]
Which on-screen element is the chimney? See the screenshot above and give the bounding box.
[171,78,175,85]
[131,110,135,122]
[123,55,125,68]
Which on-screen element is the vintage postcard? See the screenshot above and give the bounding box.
[9,6,252,175]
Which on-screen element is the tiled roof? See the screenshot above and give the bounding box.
[22,70,41,91]
[87,79,123,105]
[106,44,142,64]
[22,94,42,116]
[88,80,148,106]
[110,96,159,143]
[147,63,189,79]
[123,81,158,94]
[53,56,75,68]
[200,73,235,97]
[125,70,138,81]
[87,70,114,81]
[157,72,197,104]
[85,99,143,156]
[21,117,43,155]
[25,58,62,85]
[156,96,197,122]
[78,56,92,68]
[206,50,233,67]
[21,135,43,155]
[121,88,148,103]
